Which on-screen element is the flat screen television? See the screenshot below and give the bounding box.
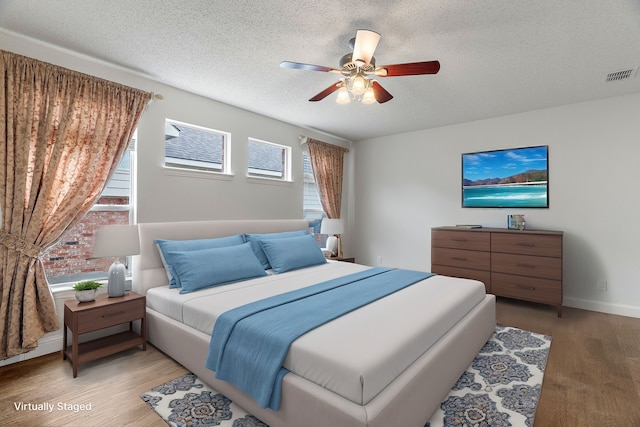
[462,145,549,208]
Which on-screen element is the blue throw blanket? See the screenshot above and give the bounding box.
[205,267,433,410]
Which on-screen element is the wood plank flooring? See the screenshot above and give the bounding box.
[1,297,639,426]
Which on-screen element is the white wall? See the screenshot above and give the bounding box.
[354,93,640,318]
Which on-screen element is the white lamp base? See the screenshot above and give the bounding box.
[107,261,126,297]
[325,235,338,257]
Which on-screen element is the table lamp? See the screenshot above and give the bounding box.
[92,224,140,297]
[320,218,344,258]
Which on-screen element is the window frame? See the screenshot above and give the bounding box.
[247,137,292,182]
[163,119,232,177]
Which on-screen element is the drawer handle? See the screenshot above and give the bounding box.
[451,238,468,242]
[516,284,536,291]
[102,311,125,318]
[516,263,536,269]
[517,242,535,247]
[452,257,468,261]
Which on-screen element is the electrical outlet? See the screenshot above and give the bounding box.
[376,256,383,265]
[597,280,607,291]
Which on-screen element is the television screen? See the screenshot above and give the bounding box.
[462,145,549,208]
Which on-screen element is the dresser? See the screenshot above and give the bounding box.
[431,226,563,317]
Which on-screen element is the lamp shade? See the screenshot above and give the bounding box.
[92,224,140,258]
[320,219,344,235]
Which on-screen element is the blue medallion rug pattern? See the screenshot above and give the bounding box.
[141,325,550,427]
[425,325,551,427]
[140,373,267,427]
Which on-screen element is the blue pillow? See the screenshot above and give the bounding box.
[259,234,327,274]
[156,234,244,288]
[244,230,308,269]
[169,242,267,294]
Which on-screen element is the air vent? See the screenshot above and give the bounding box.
[606,68,636,82]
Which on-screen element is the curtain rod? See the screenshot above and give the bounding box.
[298,135,349,152]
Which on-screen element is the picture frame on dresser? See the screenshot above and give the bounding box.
[507,214,526,230]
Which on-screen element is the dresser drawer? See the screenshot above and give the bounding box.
[492,272,561,304]
[432,247,490,271]
[491,233,562,257]
[431,265,491,293]
[75,298,145,334]
[431,230,490,251]
[492,252,561,280]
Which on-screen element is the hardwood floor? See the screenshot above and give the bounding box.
[498,298,640,427]
[1,298,639,426]
[0,345,187,427]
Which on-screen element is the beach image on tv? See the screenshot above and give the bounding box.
[462,146,548,208]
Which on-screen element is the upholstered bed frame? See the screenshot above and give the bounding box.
[133,219,496,427]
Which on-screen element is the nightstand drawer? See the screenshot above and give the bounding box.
[431,230,490,251]
[75,298,145,334]
[492,253,561,280]
[432,247,490,271]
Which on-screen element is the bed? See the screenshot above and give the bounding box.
[133,219,495,427]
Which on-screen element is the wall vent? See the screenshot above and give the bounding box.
[606,68,636,82]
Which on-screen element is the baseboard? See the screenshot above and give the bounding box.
[563,296,640,319]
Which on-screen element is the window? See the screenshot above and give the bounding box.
[247,138,291,181]
[302,151,325,236]
[44,135,136,285]
[164,119,230,174]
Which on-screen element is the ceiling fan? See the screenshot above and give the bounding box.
[280,29,440,104]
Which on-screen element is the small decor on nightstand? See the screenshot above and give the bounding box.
[73,280,102,302]
[320,218,345,258]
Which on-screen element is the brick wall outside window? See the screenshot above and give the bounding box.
[44,196,131,284]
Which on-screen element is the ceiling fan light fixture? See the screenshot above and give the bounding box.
[282,29,439,105]
[361,86,376,104]
[352,29,381,66]
[336,86,351,104]
[350,75,367,95]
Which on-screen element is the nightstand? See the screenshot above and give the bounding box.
[329,257,355,263]
[63,292,146,377]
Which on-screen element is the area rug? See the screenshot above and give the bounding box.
[140,325,551,427]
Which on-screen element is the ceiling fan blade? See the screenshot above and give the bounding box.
[371,81,393,103]
[280,61,340,73]
[309,82,342,102]
[375,60,441,77]
[352,29,381,66]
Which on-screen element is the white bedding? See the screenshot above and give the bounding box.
[146,261,486,405]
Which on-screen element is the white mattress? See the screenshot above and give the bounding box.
[146,261,486,405]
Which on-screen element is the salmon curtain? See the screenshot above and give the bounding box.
[306,138,348,219]
[0,50,151,359]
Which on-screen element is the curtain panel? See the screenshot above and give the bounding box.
[0,50,151,359]
[306,138,349,219]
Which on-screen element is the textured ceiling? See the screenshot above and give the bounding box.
[1,0,640,141]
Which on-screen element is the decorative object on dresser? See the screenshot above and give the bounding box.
[320,218,344,258]
[63,292,146,377]
[507,214,526,230]
[92,224,141,297]
[431,226,563,317]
